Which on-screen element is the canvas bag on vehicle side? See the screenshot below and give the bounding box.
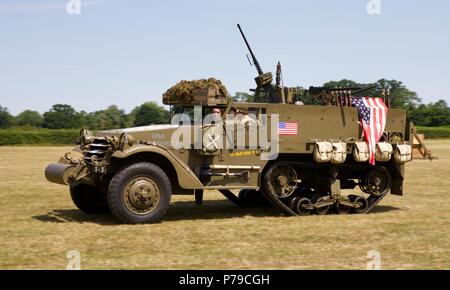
[393,144,412,163]
[353,141,369,162]
[314,141,332,163]
[330,141,347,164]
[375,142,393,162]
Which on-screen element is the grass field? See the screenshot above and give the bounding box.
[0,140,449,269]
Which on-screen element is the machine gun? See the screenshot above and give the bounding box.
[307,85,378,106]
[237,24,273,88]
[237,25,386,107]
[237,24,279,102]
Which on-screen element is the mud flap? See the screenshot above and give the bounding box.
[390,163,404,196]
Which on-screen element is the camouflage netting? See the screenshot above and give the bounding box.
[163,78,229,102]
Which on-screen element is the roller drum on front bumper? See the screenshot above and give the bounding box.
[44,163,76,185]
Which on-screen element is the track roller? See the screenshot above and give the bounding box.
[314,196,333,215]
[353,196,369,213]
[336,199,352,214]
[291,197,312,216]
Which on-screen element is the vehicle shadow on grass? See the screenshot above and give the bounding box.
[369,205,401,214]
[31,200,400,225]
[31,199,280,225]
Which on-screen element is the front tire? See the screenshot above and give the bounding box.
[107,162,172,224]
[70,183,110,214]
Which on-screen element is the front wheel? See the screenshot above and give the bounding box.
[70,183,110,214]
[107,162,172,224]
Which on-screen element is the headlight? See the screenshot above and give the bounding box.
[118,132,135,151]
[78,129,93,146]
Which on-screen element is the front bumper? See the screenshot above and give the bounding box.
[45,163,76,185]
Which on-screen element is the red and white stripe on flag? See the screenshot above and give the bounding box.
[361,97,388,165]
[278,122,298,135]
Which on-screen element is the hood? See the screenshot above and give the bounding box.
[100,124,179,134]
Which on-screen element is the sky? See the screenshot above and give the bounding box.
[0,0,449,115]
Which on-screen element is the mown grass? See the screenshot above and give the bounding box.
[0,140,449,269]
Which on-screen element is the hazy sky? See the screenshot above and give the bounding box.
[1,0,449,115]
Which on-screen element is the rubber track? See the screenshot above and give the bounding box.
[361,191,389,214]
[218,189,241,205]
[261,162,390,215]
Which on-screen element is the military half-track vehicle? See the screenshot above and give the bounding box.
[45,25,429,224]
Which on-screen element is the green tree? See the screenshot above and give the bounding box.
[15,110,44,127]
[78,110,98,130]
[132,102,169,126]
[408,100,450,127]
[0,106,14,128]
[371,79,421,109]
[122,111,136,128]
[323,79,360,89]
[43,104,81,129]
[93,105,127,130]
[322,79,421,109]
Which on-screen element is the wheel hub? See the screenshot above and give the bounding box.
[374,177,381,186]
[277,176,289,187]
[124,177,160,215]
[271,165,297,198]
[366,167,391,196]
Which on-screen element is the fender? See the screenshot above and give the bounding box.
[111,144,203,189]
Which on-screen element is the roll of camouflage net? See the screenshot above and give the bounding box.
[163,78,229,104]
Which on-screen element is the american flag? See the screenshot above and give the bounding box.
[351,97,388,165]
[278,122,298,136]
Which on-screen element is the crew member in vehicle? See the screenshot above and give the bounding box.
[232,107,258,126]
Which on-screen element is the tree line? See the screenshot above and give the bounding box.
[0,102,169,130]
[235,79,450,127]
[1,79,449,130]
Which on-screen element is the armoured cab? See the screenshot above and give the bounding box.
[162,79,269,192]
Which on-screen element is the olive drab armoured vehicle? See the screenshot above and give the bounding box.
[45,25,430,224]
